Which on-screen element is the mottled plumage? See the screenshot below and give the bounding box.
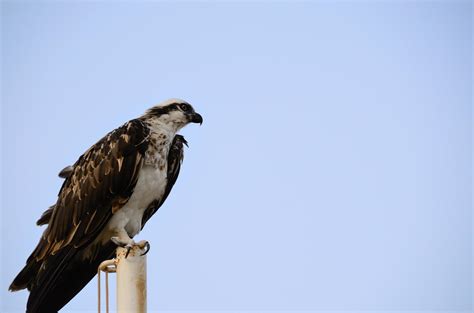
[9,99,202,313]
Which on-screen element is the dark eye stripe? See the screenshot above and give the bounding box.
[147,102,191,117]
[179,103,190,112]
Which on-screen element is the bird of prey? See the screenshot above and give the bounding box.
[9,99,203,313]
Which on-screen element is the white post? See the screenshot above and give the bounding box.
[116,245,147,313]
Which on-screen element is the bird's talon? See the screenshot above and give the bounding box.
[125,245,132,258]
[140,241,151,256]
[111,238,149,257]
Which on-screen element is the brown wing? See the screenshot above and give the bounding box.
[10,118,150,312]
[141,134,187,226]
[39,118,149,258]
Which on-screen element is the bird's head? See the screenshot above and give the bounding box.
[143,98,203,132]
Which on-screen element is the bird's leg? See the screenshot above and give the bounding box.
[110,231,150,258]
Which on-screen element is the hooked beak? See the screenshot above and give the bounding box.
[189,112,203,125]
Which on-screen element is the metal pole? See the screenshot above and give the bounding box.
[116,245,147,313]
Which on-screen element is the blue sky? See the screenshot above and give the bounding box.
[1,1,472,312]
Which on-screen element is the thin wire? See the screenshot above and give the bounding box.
[97,268,101,313]
[105,271,110,313]
[98,259,116,313]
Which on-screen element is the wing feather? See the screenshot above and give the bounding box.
[10,119,149,300]
[41,119,149,256]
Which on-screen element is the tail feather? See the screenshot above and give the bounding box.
[10,239,116,313]
[26,242,115,313]
[9,260,40,291]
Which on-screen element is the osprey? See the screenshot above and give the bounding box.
[9,99,203,313]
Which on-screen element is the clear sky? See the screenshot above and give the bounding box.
[1,1,472,312]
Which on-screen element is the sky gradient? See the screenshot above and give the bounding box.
[1,1,472,312]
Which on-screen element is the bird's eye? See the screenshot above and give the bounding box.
[180,104,190,112]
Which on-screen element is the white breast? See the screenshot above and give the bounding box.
[103,122,176,241]
[106,163,168,238]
